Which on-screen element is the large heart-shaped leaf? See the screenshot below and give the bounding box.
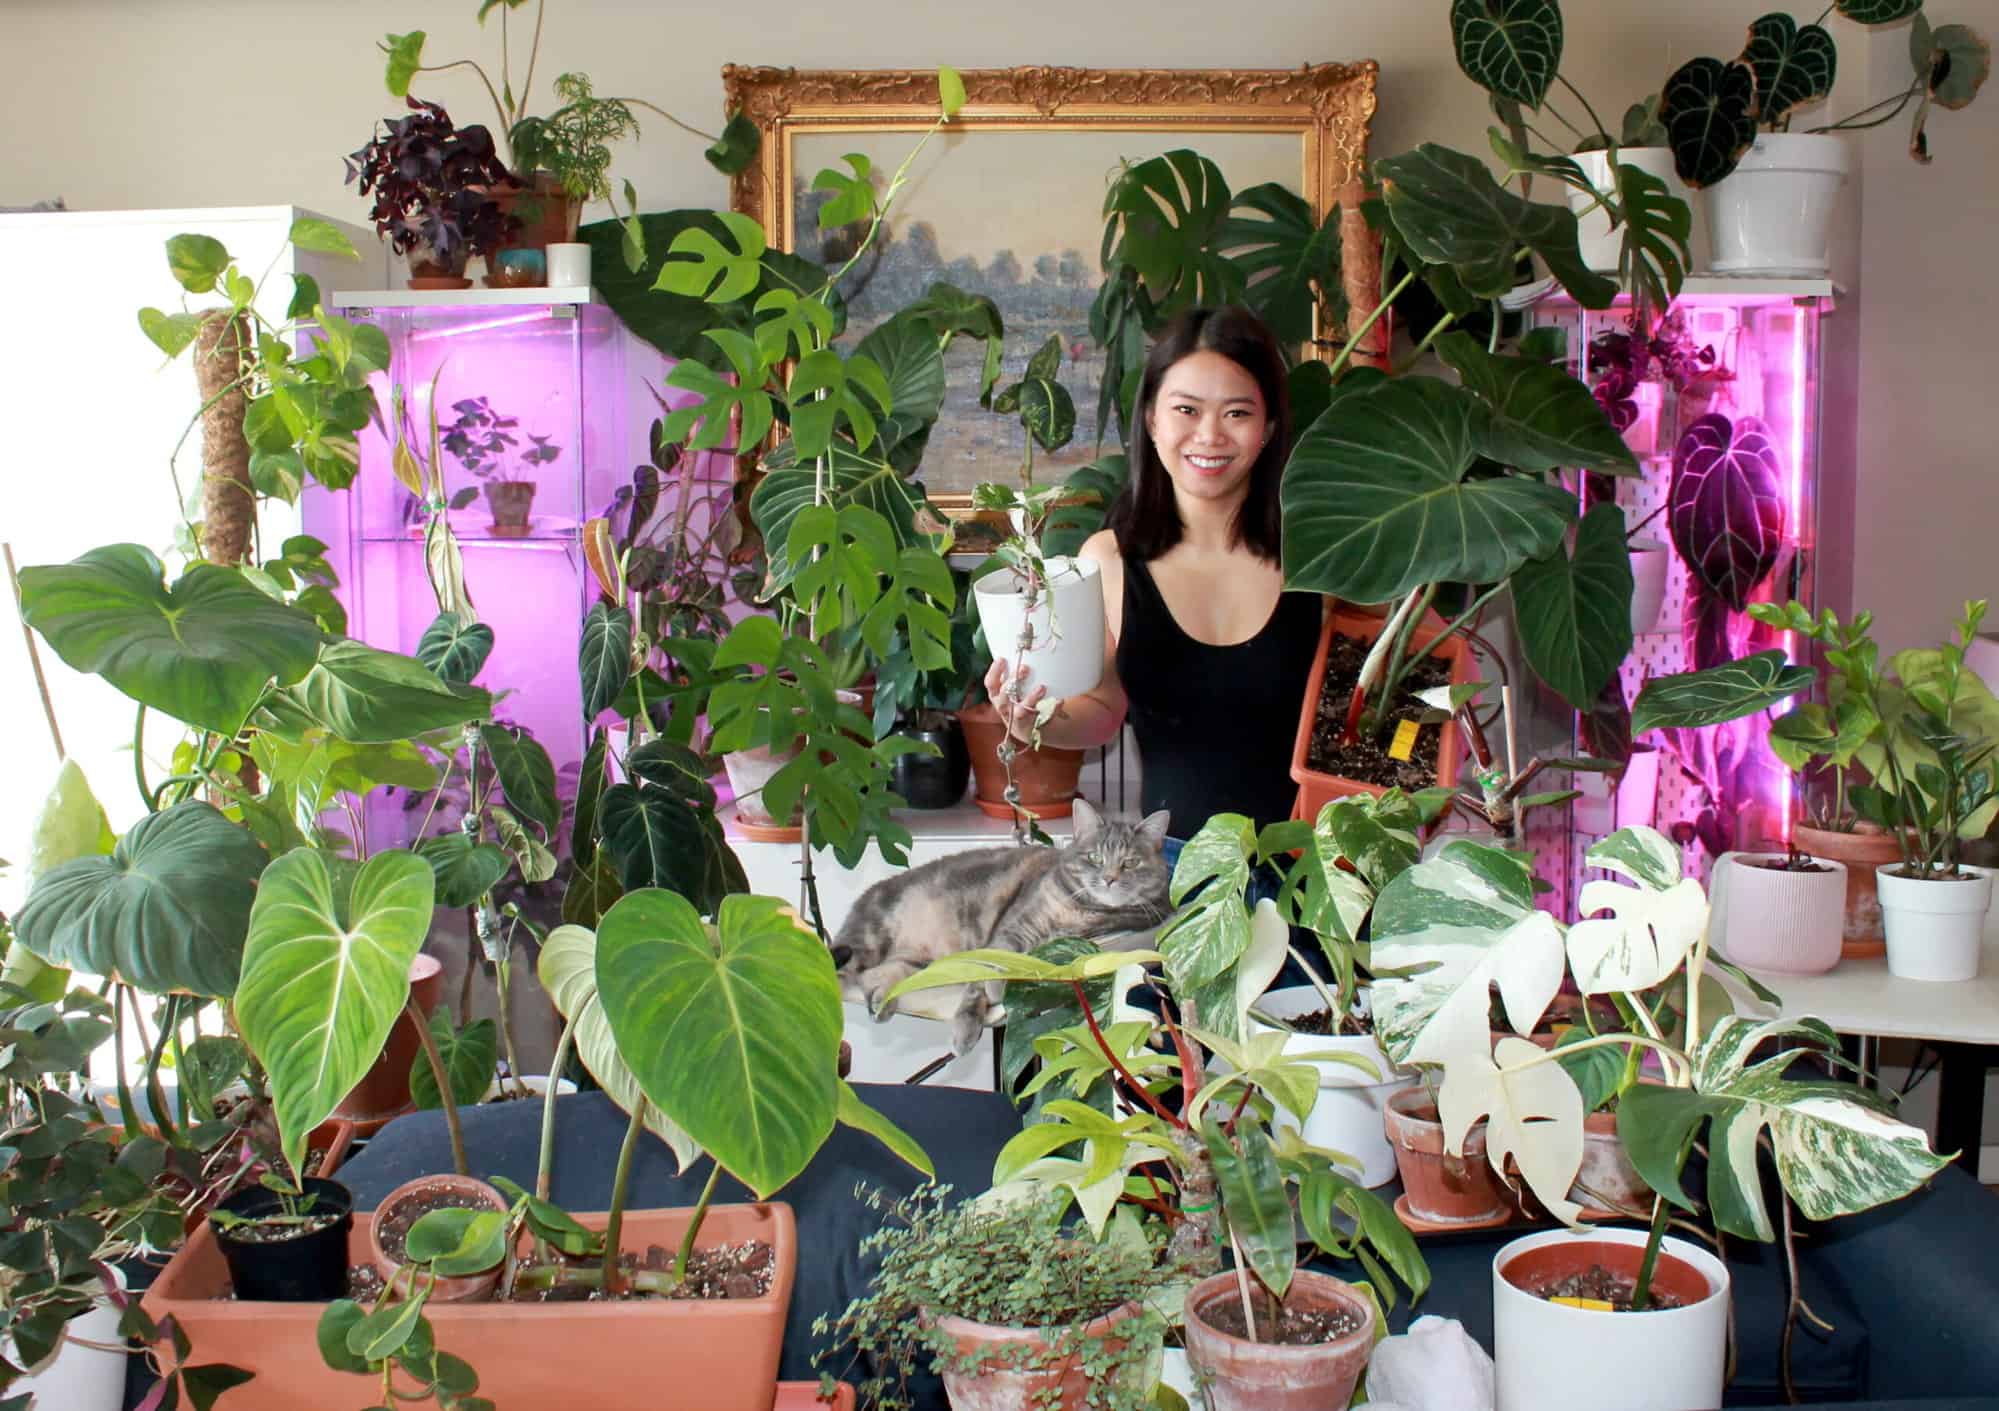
[416,833,511,908]
[415,612,493,687]
[235,848,434,1176]
[1662,57,1758,187]
[579,602,633,724]
[1741,14,1837,124]
[18,544,324,733]
[1437,332,1639,474]
[409,1011,497,1110]
[1376,145,1617,307]
[266,639,492,743]
[1565,827,1709,994]
[479,724,558,836]
[1631,649,1818,734]
[539,923,701,1171]
[1511,503,1636,711]
[1836,0,1921,22]
[595,891,844,1197]
[1669,413,1786,611]
[15,801,268,997]
[1219,183,1345,345]
[1281,376,1576,602]
[855,309,948,458]
[1101,149,1245,320]
[597,782,744,915]
[1450,0,1564,108]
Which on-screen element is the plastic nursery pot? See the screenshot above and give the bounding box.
[335,952,445,1132]
[1382,1087,1514,1227]
[1247,986,1412,1188]
[212,1176,354,1302]
[888,713,971,809]
[482,480,537,537]
[1794,822,1905,958]
[367,1174,509,1304]
[1289,605,1473,821]
[929,1299,1142,1411]
[1707,850,1847,975]
[1182,1269,1376,1411]
[1877,861,1995,983]
[958,702,1084,821]
[1492,1227,1730,1411]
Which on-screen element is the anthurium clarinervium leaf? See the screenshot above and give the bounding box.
[236,847,434,1176]
[1661,57,1759,188]
[594,890,844,1197]
[1450,0,1564,109]
[1740,14,1837,125]
[15,801,268,998]
[18,544,324,733]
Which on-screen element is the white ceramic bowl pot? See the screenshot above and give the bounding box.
[1493,1226,1730,1411]
[1704,132,1850,277]
[972,556,1105,702]
[1877,862,1995,982]
[1248,986,1414,1188]
[1706,850,1847,975]
[1567,148,1690,273]
[6,1270,128,1411]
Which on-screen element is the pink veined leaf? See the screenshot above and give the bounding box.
[1668,412,1786,611]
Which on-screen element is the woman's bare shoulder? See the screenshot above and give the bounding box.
[1079,528,1121,563]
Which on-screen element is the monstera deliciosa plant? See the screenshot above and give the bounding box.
[1369,825,1946,1303]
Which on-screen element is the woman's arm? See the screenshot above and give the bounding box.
[983,530,1128,750]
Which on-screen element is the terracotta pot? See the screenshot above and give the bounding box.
[1383,1088,1513,1225]
[481,172,580,288]
[1182,1269,1376,1411]
[334,953,444,1131]
[1290,605,1474,822]
[931,1299,1140,1411]
[1794,822,1905,959]
[143,1201,796,1411]
[368,1174,510,1303]
[1567,1111,1650,1213]
[482,480,537,537]
[407,237,472,290]
[958,702,1084,820]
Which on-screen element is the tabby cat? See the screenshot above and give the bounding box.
[831,798,1172,1055]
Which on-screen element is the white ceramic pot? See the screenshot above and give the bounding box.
[1247,986,1413,1188]
[481,1073,578,1104]
[1877,862,1993,982]
[1707,850,1846,975]
[721,742,799,826]
[1493,1227,1730,1411]
[546,241,592,287]
[1628,539,1671,636]
[1567,148,1690,273]
[7,1272,127,1410]
[1704,132,1849,277]
[973,555,1105,701]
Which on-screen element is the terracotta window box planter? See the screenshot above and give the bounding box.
[141,1201,796,1411]
[1288,606,1473,822]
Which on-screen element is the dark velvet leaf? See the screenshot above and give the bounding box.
[579,602,633,723]
[1450,0,1564,108]
[1836,0,1921,22]
[1662,58,1758,188]
[479,724,559,835]
[1740,14,1837,124]
[1668,412,1787,610]
[1511,502,1636,711]
[1101,149,1244,321]
[415,611,494,686]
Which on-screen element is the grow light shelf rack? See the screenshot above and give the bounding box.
[327,286,599,310]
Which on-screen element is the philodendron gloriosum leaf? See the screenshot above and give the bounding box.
[1630,648,1818,734]
[1450,0,1564,109]
[1509,501,1637,712]
[1740,14,1837,125]
[1669,412,1786,611]
[1436,332,1641,475]
[1565,826,1709,994]
[236,848,434,1177]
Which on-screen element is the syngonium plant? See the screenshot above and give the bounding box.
[1369,825,1946,1307]
[1661,1,1991,186]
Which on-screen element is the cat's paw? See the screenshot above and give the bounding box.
[949,1011,984,1058]
[867,989,902,1023]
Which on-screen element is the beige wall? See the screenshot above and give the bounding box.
[1,0,1989,646]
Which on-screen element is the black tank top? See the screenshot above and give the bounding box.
[1116,552,1322,837]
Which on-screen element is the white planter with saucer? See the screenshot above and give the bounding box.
[1703,132,1849,277]
[1567,148,1688,273]
[1707,850,1846,975]
[1877,862,1994,982]
[1246,985,1413,1187]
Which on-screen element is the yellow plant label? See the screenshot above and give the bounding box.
[1550,1296,1614,1312]
[1388,719,1420,762]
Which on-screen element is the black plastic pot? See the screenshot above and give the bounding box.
[889,713,970,809]
[212,1176,354,1301]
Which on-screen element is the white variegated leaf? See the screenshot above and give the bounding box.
[1585,825,1683,891]
[1371,842,1567,1074]
[1188,1025,1323,1126]
[1566,875,1709,994]
[1479,1036,1587,1227]
[1233,899,1292,1033]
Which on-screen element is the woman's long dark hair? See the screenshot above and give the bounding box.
[1105,305,1292,563]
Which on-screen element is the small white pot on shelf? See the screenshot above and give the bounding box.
[1703,132,1849,277]
[6,1267,127,1411]
[1566,148,1689,273]
[1877,861,1994,982]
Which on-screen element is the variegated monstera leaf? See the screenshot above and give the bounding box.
[1370,841,1582,1218]
[1622,1015,1948,1240]
[1566,827,1710,994]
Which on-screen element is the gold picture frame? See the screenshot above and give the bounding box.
[722,62,1382,509]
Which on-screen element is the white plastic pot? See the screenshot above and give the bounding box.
[973,555,1105,701]
[1247,986,1413,1188]
[1628,538,1671,635]
[1707,850,1846,975]
[7,1271,127,1411]
[1494,1227,1729,1411]
[1704,132,1849,277]
[481,1073,578,1104]
[1567,148,1689,273]
[1877,862,1993,982]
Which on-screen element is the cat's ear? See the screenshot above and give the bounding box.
[1070,796,1103,847]
[1136,810,1172,850]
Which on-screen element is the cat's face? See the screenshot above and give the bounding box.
[1062,801,1172,920]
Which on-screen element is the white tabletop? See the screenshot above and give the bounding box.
[1733,912,1999,1046]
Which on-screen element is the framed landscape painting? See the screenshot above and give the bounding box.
[722,63,1379,507]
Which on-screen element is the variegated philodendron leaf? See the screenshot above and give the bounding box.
[1159,813,1256,997]
[1566,826,1709,994]
[1691,1014,1947,1237]
[990,1099,1184,1236]
[1187,1025,1326,1129]
[1370,842,1567,1150]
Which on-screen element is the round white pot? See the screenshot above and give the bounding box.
[481,1073,578,1104]
[1707,850,1846,974]
[1704,132,1849,277]
[1567,148,1689,273]
[1494,1227,1729,1411]
[1877,862,1994,982]
[973,555,1105,701]
[721,742,799,826]
[1247,986,1413,1188]
[7,1273,127,1411]
[546,241,592,287]
[1629,538,1671,635]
